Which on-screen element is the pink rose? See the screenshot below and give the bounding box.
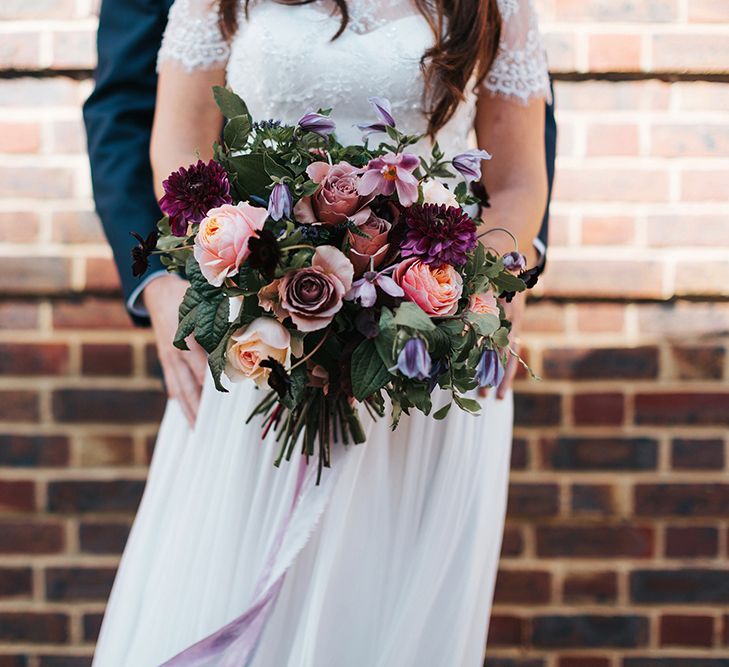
[293,161,371,225]
[394,257,463,317]
[225,317,291,387]
[469,290,499,316]
[346,209,391,275]
[193,202,268,286]
[278,246,354,332]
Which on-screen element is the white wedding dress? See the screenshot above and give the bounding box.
[92,1,550,665]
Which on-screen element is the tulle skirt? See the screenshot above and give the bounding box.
[92,372,513,667]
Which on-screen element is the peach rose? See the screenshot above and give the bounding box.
[193,202,268,286]
[346,209,391,275]
[224,317,291,386]
[394,257,463,317]
[293,161,371,225]
[469,290,499,316]
[421,179,459,208]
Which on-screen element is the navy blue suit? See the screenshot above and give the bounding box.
[84,0,556,326]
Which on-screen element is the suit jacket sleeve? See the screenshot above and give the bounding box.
[83,0,172,326]
[536,82,556,273]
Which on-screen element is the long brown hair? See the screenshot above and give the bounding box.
[217,0,502,137]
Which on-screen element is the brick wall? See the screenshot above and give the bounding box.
[0,0,728,665]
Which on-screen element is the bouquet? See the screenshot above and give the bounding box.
[132,88,538,482]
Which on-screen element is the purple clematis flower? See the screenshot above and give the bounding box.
[357,96,396,137]
[345,268,404,308]
[358,152,420,206]
[502,251,527,274]
[298,111,336,137]
[267,182,293,221]
[395,338,432,381]
[452,149,492,183]
[476,348,505,388]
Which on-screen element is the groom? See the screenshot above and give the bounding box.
[84,0,557,415]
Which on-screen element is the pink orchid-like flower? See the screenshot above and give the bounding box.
[357,152,420,206]
[345,268,404,308]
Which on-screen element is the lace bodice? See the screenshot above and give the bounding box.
[157,0,551,152]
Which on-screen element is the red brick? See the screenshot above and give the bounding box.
[510,437,528,470]
[681,169,729,202]
[0,435,70,467]
[665,526,719,558]
[0,123,41,153]
[0,343,69,376]
[575,303,625,333]
[51,30,96,70]
[541,437,657,470]
[84,257,122,293]
[543,347,659,380]
[571,485,617,516]
[0,167,75,199]
[0,211,40,242]
[588,35,642,72]
[0,0,76,19]
[52,298,134,331]
[573,393,625,426]
[0,520,64,554]
[635,484,729,517]
[531,614,649,648]
[555,80,670,112]
[537,526,654,558]
[81,343,134,376]
[646,213,728,248]
[0,301,39,330]
[631,569,729,603]
[543,32,578,72]
[0,612,69,643]
[0,390,40,422]
[79,521,131,554]
[689,0,729,21]
[507,484,560,518]
[638,302,729,338]
[559,658,611,667]
[47,480,145,513]
[76,434,136,467]
[670,345,725,381]
[0,480,35,512]
[494,569,551,605]
[652,33,729,73]
[49,118,86,154]
[522,301,566,333]
[581,215,635,245]
[45,567,116,601]
[660,614,714,647]
[554,167,670,203]
[501,526,524,558]
[52,388,165,424]
[0,33,41,69]
[514,393,562,426]
[0,257,73,296]
[674,260,729,297]
[0,567,32,598]
[37,657,93,667]
[549,0,678,22]
[563,572,618,605]
[0,77,83,108]
[635,393,729,425]
[487,615,525,647]
[671,438,725,470]
[652,123,729,158]
[51,210,106,244]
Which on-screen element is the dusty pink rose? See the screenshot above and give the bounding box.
[346,209,391,275]
[469,290,499,316]
[277,246,354,332]
[224,317,291,387]
[293,161,370,225]
[193,202,268,286]
[394,257,463,317]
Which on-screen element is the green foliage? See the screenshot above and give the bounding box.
[393,302,435,332]
[351,339,392,401]
[213,86,250,120]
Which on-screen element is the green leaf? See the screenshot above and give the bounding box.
[224,115,251,149]
[374,307,397,365]
[212,86,249,119]
[454,394,481,415]
[226,153,273,201]
[393,302,435,332]
[174,286,203,350]
[351,339,392,401]
[493,272,527,293]
[262,153,291,180]
[207,332,230,393]
[194,296,230,353]
[299,179,320,196]
[432,402,451,420]
[281,363,307,410]
[466,311,500,337]
[424,326,450,358]
[491,326,510,349]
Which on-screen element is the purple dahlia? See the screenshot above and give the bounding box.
[400,203,477,267]
[158,159,232,236]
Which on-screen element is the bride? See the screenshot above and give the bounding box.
[91,0,550,664]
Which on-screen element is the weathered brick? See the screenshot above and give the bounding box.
[0,167,75,200]
[0,435,70,467]
[51,210,106,244]
[52,389,165,424]
[47,480,145,513]
[0,391,40,422]
[514,393,562,427]
[652,33,729,73]
[631,569,729,603]
[45,567,116,601]
[493,569,551,605]
[665,526,719,558]
[0,612,69,643]
[540,437,657,470]
[531,615,649,648]
[0,343,69,376]
[660,614,714,647]
[635,393,729,426]
[487,616,526,647]
[0,567,33,598]
[670,345,726,381]
[0,480,36,512]
[572,393,625,426]
[543,347,659,380]
[52,297,134,331]
[81,343,134,376]
[0,301,39,330]
[635,484,729,516]
[507,484,560,518]
[588,35,642,72]
[84,257,122,293]
[0,520,65,554]
[571,485,617,516]
[671,438,725,470]
[76,434,136,467]
[563,572,618,604]
[0,257,72,296]
[537,526,654,558]
[79,521,131,554]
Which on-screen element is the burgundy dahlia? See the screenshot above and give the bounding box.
[400,203,477,267]
[158,159,232,236]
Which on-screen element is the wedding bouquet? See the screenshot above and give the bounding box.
[132,87,538,481]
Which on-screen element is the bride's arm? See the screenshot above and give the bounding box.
[475,96,547,268]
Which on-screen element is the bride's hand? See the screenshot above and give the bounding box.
[143,274,208,426]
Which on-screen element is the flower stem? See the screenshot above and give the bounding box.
[290,329,331,371]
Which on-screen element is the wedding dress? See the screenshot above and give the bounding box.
[91,1,550,665]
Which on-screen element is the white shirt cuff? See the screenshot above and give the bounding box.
[126,270,169,318]
[532,237,546,268]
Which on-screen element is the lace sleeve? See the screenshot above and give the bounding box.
[482,0,552,104]
[157,0,230,72]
